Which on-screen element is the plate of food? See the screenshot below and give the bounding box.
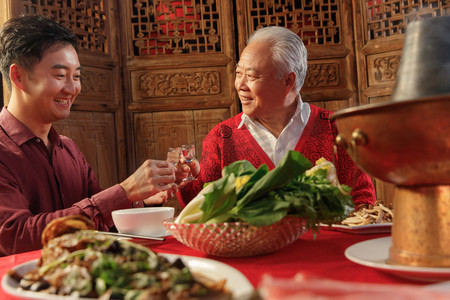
[321,202,393,234]
[2,253,253,300]
[2,215,252,299]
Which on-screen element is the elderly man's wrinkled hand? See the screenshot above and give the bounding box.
[175,157,200,184]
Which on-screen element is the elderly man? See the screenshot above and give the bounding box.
[177,26,376,207]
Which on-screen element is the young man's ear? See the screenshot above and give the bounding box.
[9,64,26,90]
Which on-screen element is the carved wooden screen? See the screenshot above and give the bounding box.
[235,0,358,111]
[1,0,126,188]
[354,0,449,106]
[120,0,238,169]
[352,0,449,205]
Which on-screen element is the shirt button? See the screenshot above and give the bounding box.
[135,201,139,205]
[36,138,41,143]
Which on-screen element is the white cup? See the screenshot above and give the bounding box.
[112,207,175,237]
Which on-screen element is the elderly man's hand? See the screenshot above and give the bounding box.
[175,157,200,185]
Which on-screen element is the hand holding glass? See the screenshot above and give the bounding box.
[167,147,181,165]
[167,146,197,184]
[181,145,197,183]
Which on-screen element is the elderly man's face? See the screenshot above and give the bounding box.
[235,41,293,120]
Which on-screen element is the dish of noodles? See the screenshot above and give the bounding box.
[2,216,252,299]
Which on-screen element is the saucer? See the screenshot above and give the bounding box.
[345,237,450,282]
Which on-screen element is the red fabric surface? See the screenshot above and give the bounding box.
[0,230,431,299]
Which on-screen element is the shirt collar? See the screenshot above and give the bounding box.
[238,95,308,129]
[0,107,61,147]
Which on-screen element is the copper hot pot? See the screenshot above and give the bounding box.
[331,16,450,268]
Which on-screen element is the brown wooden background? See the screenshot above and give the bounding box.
[1,0,448,210]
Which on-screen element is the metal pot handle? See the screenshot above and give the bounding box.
[333,128,368,196]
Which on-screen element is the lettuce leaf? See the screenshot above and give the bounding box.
[235,151,312,210]
[194,151,354,231]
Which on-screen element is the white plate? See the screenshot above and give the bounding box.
[2,254,253,299]
[345,237,450,282]
[321,223,392,234]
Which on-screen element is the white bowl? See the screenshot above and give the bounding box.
[112,207,175,237]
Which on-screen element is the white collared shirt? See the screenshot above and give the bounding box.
[238,97,311,166]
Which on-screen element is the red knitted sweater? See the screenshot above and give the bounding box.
[177,104,376,208]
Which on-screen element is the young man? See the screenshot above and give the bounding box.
[0,15,185,255]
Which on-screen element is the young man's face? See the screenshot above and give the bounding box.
[21,44,81,124]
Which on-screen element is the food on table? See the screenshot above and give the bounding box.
[8,216,231,299]
[175,151,354,231]
[305,157,338,186]
[41,214,94,247]
[340,202,393,226]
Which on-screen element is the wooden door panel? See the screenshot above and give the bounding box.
[134,111,195,164]
[235,0,358,109]
[353,1,449,207]
[54,111,118,189]
[133,108,230,167]
[193,109,230,151]
[77,65,117,105]
[128,64,233,111]
[354,0,449,106]
[121,0,238,172]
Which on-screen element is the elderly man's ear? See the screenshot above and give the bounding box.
[285,72,296,90]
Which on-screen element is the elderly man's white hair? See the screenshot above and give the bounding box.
[247,26,308,94]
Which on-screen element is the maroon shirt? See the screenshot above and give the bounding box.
[0,108,133,255]
[178,104,376,207]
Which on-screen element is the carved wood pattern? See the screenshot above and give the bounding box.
[131,0,222,55]
[79,66,114,102]
[304,63,340,87]
[237,1,355,101]
[20,0,108,53]
[246,0,341,46]
[137,70,221,98]
[371,54,401,84]
[366,0,449,40]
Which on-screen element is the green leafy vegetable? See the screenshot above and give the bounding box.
[235,151,312,209]
[187,151,354,232]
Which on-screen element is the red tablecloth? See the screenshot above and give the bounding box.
[0,230,439,299]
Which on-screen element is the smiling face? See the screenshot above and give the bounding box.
[235,41,296,122]
[17,44,81,125]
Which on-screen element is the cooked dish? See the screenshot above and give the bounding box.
[340,202,393,226]
[8,217,230,300]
